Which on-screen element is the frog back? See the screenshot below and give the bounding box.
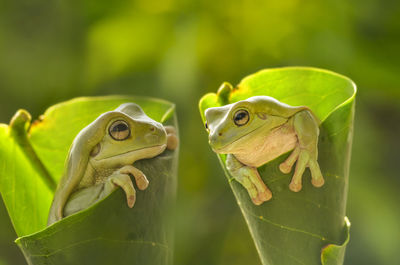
[244,96,306,117]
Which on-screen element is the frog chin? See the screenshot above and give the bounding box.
[211,125,264,154]
[211,134,255,154]
[91,144,167,168]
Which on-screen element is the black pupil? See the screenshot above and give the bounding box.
[235,111,247,121]
[112,123,128,133]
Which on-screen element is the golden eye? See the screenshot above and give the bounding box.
[109,120,130,141]
[233,109,249,126]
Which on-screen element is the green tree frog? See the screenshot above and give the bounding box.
[48,103,178,225]
[204,95,324,205]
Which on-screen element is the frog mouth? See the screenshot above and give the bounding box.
[211,126,262,153]
[212,122,285,154]
[93,144,167,161]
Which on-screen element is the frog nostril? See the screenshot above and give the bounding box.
[218,132,222,136]
[150,126,156,132]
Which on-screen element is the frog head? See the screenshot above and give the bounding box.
[204,96,293,154]
[88,103,167,169]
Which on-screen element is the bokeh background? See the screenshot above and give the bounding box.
[0,0,399,264]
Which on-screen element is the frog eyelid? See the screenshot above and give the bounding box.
[231,107,249,117]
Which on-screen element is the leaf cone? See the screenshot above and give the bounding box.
[199,67,355,265]
[0,96,178,265]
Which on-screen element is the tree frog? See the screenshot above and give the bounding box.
[204,95,324,205]
[48,103,178,225]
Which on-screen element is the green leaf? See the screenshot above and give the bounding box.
[0,119,53,236]
[199,67,356,265]
[321,217,351,265]
[0,96,178,265]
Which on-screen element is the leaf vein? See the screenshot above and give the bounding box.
[259,239,308,265]
[246,210,333,242]
[28,238,169,258]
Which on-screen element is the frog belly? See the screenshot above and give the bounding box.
[234,125,297,168]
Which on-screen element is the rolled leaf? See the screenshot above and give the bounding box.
[199,67,355,265]
[0,96,178,265]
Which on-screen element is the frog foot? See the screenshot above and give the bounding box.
[253,189,272,205]
[281,147,325,192]
[107,165,149,208]
[164,125,179,150]
[226,154,272,205]
[237,167,272,205]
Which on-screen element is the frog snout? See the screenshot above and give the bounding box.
[144,125,165,143]
[208,130,223,146]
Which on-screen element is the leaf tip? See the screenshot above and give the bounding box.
[9,109,31,135]
[216,82,233,104]
[161,104,175,123]
[198,93,217,121]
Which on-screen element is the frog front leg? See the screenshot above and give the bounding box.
[226,154,272,205]
[279,110,324,192]
[64,165,149,217]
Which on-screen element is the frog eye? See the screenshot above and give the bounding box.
[233,109,250,126]
[109,120,130,141]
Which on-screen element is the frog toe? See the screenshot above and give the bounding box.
[167,134,179,150]
[279,162,292,174]
[127,195,136,208]
[259,190,272,202]
[251,196,263,205]
[109,174,137,208]
[311,177,325,187]
[165,126,178,150]
[309,160,324,188]
[280,147,300,174]
[289,181,302,192]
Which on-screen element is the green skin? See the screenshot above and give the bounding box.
[48,103,178,226]
[204,96,324,205]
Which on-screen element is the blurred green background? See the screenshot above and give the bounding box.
[0,0,399,264]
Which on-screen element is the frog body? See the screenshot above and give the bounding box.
[48,103,178,225]
[233,122,297,167]
[204,95,324,205]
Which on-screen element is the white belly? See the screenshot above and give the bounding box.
[234,124,298,167]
